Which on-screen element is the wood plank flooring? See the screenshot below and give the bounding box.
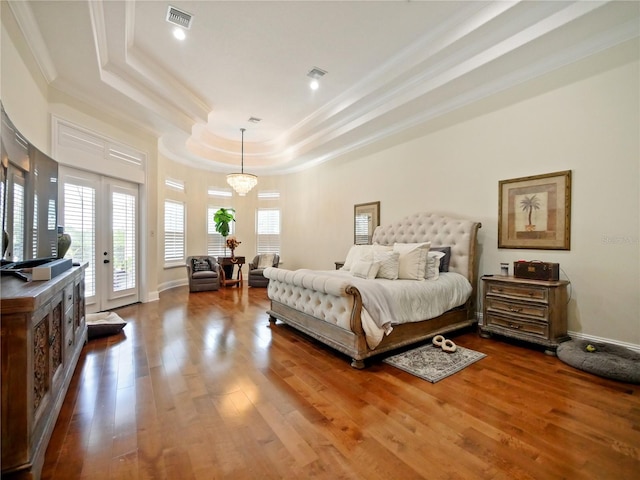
[42,285,640,479]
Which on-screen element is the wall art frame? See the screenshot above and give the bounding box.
[498,170,571,250]
[354,201,380,245]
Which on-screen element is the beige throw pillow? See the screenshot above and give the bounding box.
[351,260,380,279]
[393,242,431,280]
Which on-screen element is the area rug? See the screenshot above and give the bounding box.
[383,344,486,383]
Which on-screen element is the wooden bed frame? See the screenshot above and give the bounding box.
[265,212,482,368]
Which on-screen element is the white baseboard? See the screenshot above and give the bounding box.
[475,313,640,353]
[568,331,640,353]
[158,279,187,293]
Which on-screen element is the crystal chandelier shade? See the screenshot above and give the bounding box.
[226,128,257,196]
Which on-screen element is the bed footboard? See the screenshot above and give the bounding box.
[265,268,369,367]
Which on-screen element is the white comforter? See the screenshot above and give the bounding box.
[293,269,472,349]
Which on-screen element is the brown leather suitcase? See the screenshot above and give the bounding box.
[513,260,559,281]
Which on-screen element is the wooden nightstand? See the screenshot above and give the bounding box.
[480,275,570,355]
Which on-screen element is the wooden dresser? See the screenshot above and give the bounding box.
[480,275,570,355]
[1,264,87,479]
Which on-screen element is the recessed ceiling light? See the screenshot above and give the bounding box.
[307,67,327,91]
[173,27,186,40]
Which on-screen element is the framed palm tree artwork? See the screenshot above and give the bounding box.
[498,170,571,250]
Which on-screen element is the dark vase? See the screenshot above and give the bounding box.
[57,233,72,259]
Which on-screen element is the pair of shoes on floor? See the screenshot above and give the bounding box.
[432,335,457,353]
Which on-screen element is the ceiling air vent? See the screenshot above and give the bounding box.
[307,67,327,79]
[166,6,193,29]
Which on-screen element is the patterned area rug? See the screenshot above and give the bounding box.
[384,343,486,383]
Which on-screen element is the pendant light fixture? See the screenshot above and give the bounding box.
[226,127,257,196]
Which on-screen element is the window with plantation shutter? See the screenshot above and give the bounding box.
[63,182,96,297]
[112,190,136,291]
[256,208,280,254]
[164,200,185,264]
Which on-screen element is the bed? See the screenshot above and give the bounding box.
[264,212,482,368]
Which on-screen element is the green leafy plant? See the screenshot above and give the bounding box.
[213,208,236,237]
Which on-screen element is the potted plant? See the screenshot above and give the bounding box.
[214,207,235,238]
[213,207,236,278]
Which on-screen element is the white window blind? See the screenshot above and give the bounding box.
[32,193,38,258]
[12,182,24,262]
[164,200,185,263]
[63,182,96,297]
[257,208,280,254]
[207,206,234,257]
[112,191,136,291]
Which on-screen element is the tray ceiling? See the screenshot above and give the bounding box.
[6,0,639,173]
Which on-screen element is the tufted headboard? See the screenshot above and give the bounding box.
[371,212,481,282]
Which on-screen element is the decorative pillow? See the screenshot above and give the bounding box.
[341,245,374,271]
[351,260,380,279]
[393,242,431,280]
[257,254,275,268]
[374,250,400,280]
[426,251,446,280]
[192,258,212,272]
[372,244,393,253]
[430,246,451,272]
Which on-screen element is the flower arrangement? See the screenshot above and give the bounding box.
[226,236,241,250]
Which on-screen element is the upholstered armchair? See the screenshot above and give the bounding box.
[186,256,221,292]
[248,254,280,287]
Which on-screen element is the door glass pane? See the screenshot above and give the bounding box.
[112,190,136,291]
[64,183,96,297]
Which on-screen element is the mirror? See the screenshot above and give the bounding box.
[1,105,58,265]
[354,201,380,245]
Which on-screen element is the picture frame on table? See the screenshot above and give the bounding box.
[498,170,571,250]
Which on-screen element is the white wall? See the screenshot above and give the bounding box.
[1,2,49,151]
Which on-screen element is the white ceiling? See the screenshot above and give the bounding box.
[7,0,640,174]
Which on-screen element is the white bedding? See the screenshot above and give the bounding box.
[296,269,472,349]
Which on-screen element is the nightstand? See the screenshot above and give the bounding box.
[480,275,570,355]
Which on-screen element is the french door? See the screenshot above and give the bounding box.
[59,167,139,312]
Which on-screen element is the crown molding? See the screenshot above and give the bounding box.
[7,0,57,83]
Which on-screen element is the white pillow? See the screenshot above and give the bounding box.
[426,251,445,280]
[393,242,431,280]
[374,250,400,280]
[341,245,374,271]
[257,253,275,268]
[351,260,380,279]
[372,244,393,253]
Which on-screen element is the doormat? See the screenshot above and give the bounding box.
[384,343,486,383]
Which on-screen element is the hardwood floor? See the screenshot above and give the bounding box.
[42,285,640,479]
